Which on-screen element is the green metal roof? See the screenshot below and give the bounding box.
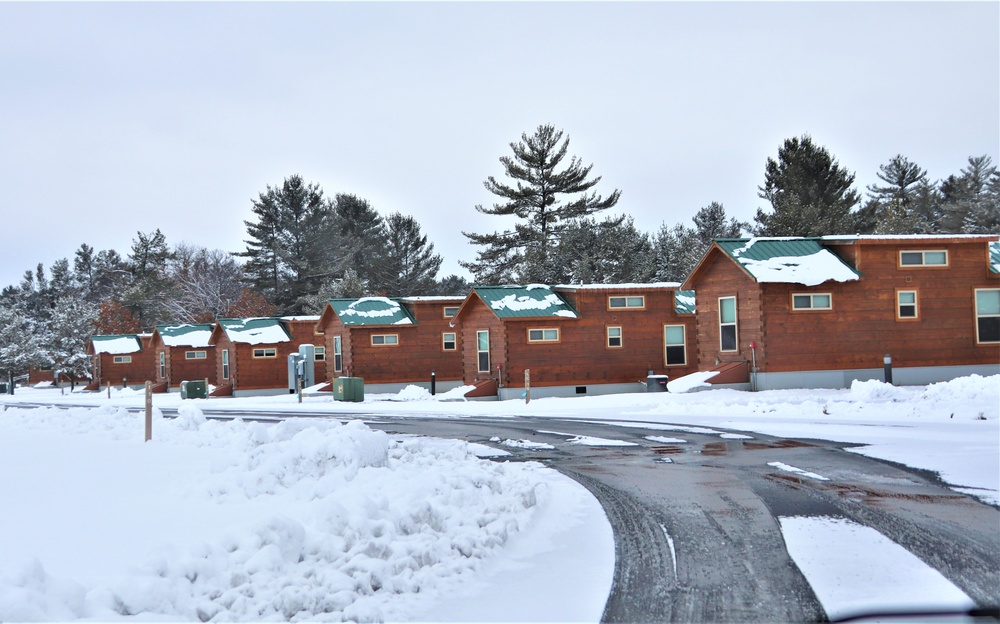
[216,317,292,344]
[990,241,1000,274]
[473,286,578,319]
[155,323,214,348]
[328,297,416,326]
[674,290,696,315]
[714,238,861,285]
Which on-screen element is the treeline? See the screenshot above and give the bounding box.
[1,127,997,385]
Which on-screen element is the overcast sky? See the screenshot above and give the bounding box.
[1,1,997,290]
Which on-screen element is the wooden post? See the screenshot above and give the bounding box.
[297,377,303,403]
[144,381,152,442]
[524,369,531,404]
[205,378,209,399]
[107,383,111,399]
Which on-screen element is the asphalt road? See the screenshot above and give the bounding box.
[10,402,999,622]
[353,414,999,623]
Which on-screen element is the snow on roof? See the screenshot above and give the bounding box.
[157,324,214,348]
[91,335,142,355]
[990,241,1000,274]
[329,297,416,326]
[719,238,861,286]
[217,318,291,345]
[674,290,696,314]
[280,315,321,322]
[474,286,579,319]
[555,282,683,290]
[400,296,466,303]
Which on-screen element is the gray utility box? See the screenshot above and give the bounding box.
[646,374,669,392]
[288,345,316,393]
[181,380,208,399]
[332,377,364,402]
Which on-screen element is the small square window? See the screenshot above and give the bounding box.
[443,306,459,318]
[607,326,622,348]
[443,332,457,351]
[314,346,326,361]
[897,290,918,319]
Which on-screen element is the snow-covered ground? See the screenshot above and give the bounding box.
[1,374,996,621]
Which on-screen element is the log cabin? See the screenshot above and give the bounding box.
[449,284,698,399]
[315,296,466,393]
[681,235,1000,390]
[149,324,217,390]
[86,333,156,389]
[27,365,88,388]
[208,316,324,397]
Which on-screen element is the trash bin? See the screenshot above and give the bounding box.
[181,380,208,399]
[646,374,668,392]
[333,377,364,402]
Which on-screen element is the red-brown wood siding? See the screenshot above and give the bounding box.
[689,250,765,371]
[95,346,156,386]
[155,346,216,387]
[457,297,507,384]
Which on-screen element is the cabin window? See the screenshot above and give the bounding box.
[443,332,457,351]
[113,355,132,364]
[314,346,326,361]
[371,334,399,346]
[719,296,738,352]
[975,289,1000,344]
[252,348,277,358]
[664,325,687,366]
[527,328,559,343]
[185,350,207,359]
[333,336,343,372]
[222,349,230,379]
[896,290,918,320]
[900,250,948,267]
[607,326,623,348]
[609,295,645,309]
[792,293,832,310]
[443,306,459,318]
[159,352,166,378]
[477,330,490,373]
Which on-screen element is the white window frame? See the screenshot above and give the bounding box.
[899,250,948,267]
[607,326,622,349]
[252,348,277,358]
[527,328,560,343]
[896,289,919,320]
[113,355,132,364]
[719,296,738,352]
[185,350,207,360]
[792,293,832,311]
[443,306,459,318]
[974,288,1000,345]
[442,332,457,351]
[314,346,326,361]
[477,330,490,374]
[222,349,230,379]
[664,324,687,366]
[608,295,645,310]
[371,334,399,346]
[333,336,343,372]
[159,351,166,378]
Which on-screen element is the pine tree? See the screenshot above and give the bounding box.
[120,229,173,329]
[651,223,703,283]
[375,213,442,296]
[45,296,97,387]
[864,155,931,234]
[692,202,748,247]
[461,124,622,284]
[333,193,384,289]
[553,216,654,284]
[754,135,861,236]
[0,303,46,393]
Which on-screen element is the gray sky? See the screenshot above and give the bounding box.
[2,1,997,291]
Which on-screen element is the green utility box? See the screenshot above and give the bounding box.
[332,377,364,402]
[181,380,208,399]
[0,383,7,394]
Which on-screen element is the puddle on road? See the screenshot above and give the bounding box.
[743,439,815,450]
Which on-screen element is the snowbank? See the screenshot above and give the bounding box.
[0,405,564,622]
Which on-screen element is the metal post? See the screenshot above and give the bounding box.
[297,377,303,403]
[524,369,531,404]
[883,354,893,385]
[107,383,111,399]
[144,381,152,442]
[431,370,436,396]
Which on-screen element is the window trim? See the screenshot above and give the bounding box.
[608,295,646,310]
[607,326,623,349]
[899,249,949,268]
[719,296,738,352]
[476,330,490,374]
[333,336,343,372]
[791,293,833,311]
[159,351,166,378]
[442,332,457,351]
[252,348,277,358]
[896,289,919,321]
[443,306,459,319]
[184,350,207,360]
[974,288,1000,345]
[113,355,132,364]
[222,349,230,380]
[664,324,687,367]
[314,346,326,361]
[371,334,399,346]
[527,327,560,343]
